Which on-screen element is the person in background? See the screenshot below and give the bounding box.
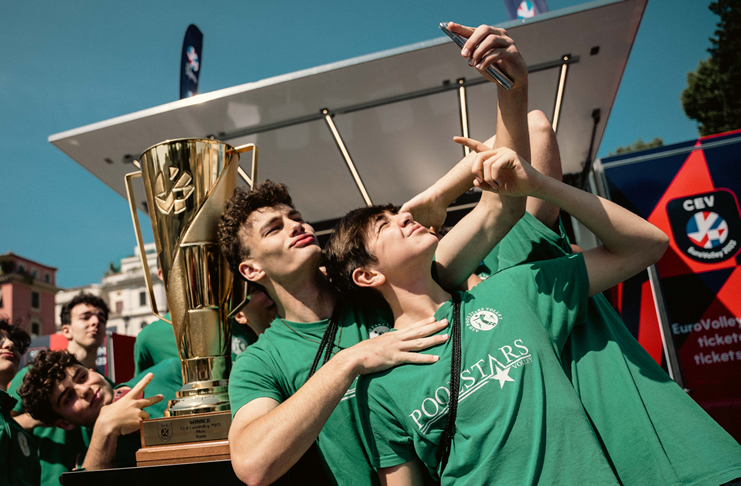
[1,319,40,485]
[18,350,181,471]
[8,293,109,485]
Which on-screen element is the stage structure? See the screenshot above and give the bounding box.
[50,0,647,241]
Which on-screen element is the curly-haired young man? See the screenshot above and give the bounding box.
[18,350,181,471]
[1,319,39,486]
[7,293,109,485]
[219,23,536,485]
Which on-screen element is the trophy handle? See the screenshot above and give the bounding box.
[232,144,259,189]
[124,170,172,325]
[227,279,251,320]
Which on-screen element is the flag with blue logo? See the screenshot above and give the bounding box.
[503,0,549,20]
[179,24,203,99]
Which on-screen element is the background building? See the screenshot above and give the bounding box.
[0,252,59,337]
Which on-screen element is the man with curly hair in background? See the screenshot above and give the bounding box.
[18,349,181,471]
[7,293,109,485]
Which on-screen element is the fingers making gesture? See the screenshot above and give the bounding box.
[97,373,164,437]
[455,137,543,198]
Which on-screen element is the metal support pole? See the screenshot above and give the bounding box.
[457,78,470,158]
[321,109,373,207]
[552,55,571,134]
[647,265,686,389]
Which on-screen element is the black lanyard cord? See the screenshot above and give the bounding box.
[440,294,462,474]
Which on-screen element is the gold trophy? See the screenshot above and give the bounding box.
[124,139,257,464]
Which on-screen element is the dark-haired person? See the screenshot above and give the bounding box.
[220,23,532,485]
[18,350,180,471]
[7,293,110,485]
[1,319,40,486]
[325,137,741,484]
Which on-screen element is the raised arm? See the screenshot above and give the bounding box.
[456,138,670,295]
[229,317,449,485]
[405,24,531,290]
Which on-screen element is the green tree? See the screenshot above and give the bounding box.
[681,0,741,136]
[608,137,663,157]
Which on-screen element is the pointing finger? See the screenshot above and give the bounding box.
[127,372,154,398]
[453,136,489,153]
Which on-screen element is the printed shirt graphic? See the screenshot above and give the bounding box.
[229,304,392,485]
[481,210,741,485]
[358,254,619,484]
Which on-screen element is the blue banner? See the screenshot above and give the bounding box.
[503,0,549,20]
[179,24,203,99]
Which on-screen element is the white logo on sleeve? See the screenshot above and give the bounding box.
[466,308,503,332]
[18,433,31,457]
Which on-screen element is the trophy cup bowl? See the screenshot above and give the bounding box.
[124,138,257,455]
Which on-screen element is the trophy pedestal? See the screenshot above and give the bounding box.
[137,410,232,466]
[136,439,231,467]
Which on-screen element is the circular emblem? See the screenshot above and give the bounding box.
[186,46,200,72]
[368,324,390,338]
[232,336,248,356]
[466,308,502,332]
[686,211,728,249]
[18,433,31,457]
[159,422,173,442]
[517,1,535,18]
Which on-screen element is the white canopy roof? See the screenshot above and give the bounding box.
[50,0,647,224]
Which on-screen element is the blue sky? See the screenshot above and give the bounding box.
[0,0,718,288]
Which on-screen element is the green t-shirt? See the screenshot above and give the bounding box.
[1,390,40,486]
[134,314,178,375]
[358,254,619,484]
[8,365,97,486]
[229,305,391,485]
[482,211,741,485]
[134,313,258,375]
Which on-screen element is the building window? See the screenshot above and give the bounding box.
[31,322,40,337]
[18,265,25,274]
[141,321,148,330]
[115,301,123,314]
[31,269,38,278]
[139,291,146,307]
[45,273,50,283]
[31,291,40,309]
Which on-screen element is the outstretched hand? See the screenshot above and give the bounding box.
[97,373,164,437]
[455,137,542,198]
[447,22,528,91]
[343,317,449,375]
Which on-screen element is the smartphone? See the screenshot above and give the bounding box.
[439,22,513,91]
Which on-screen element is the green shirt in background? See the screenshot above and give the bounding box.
[134,313,258,375]
[134,313,177,375]
[229,305,391,486]
[359,255,619,484]
[1,390,40,486]
[8,365,96,486]
[481,211,741,485]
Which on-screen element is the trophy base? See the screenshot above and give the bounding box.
[141,410,232,447]
[136,439,230,467]
[166,379,230,416]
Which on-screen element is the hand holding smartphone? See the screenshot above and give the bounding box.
[439,22,514,90]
